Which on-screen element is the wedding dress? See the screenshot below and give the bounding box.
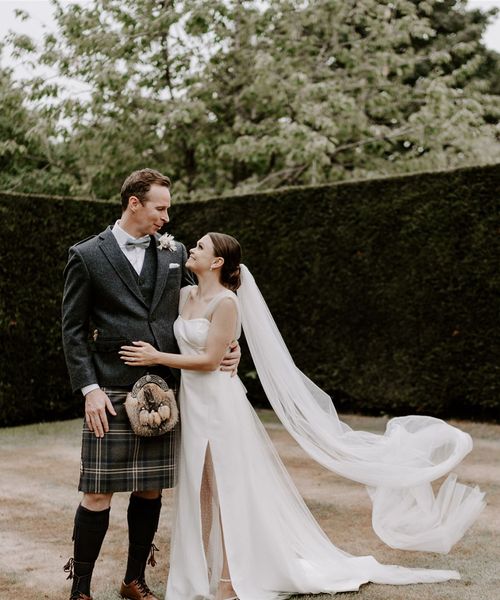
[165,269,483,600]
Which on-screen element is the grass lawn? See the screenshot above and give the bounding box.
[0,411,498,600]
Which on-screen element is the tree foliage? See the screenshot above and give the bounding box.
[0,63,76,194]
[3,0,500,199]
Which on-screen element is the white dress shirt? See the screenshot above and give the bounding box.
[81,221,151,397]
[112,219,148,275]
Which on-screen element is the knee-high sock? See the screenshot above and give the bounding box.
[68,504,110,596]
[124,494,162,584]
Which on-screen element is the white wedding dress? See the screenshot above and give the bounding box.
[165,285,464,600]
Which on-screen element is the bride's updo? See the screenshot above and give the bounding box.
[208,232,242,291]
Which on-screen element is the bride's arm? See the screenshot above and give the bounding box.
[119,298,238,371]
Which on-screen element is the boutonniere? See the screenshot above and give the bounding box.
[158,233,177,252]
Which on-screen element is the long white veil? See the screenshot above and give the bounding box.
[237,264,485,553]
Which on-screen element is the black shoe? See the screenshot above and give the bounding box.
[70,592,92,600]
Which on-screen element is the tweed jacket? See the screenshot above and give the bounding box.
[62,226,193,393]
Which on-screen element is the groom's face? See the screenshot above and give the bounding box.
[134,184,171,236]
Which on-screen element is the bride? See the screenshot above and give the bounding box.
[120,232,485,600]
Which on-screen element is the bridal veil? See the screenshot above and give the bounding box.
[237,264,485,553]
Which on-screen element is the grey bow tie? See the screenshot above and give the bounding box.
[125,236,151,250]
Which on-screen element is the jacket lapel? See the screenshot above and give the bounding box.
[98,227,148,308]
[150,238,171,315]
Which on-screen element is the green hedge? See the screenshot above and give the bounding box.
[1,163,499,426]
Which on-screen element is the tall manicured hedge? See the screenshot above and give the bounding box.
[0,163,499,426]
[0,194,117,425]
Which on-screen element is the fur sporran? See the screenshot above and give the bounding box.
[125,374,178,437]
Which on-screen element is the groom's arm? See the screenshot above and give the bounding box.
[61,246,98,393]
[62,246,117,438]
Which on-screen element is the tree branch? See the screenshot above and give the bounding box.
[331,126,421,156]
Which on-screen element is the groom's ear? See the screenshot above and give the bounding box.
[128,195,142,211]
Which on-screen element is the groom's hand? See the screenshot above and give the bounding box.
[85,389,117,438]
[220,340,241,377]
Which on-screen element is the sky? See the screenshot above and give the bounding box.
[1,0,500,80]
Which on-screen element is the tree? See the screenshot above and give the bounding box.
[194,0,500,189]
[7,0,500,199]
[411,0,500,93]
[0,59,76,195]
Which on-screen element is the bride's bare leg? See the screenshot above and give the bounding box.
[200,446,213,555]
[201,445,237,600]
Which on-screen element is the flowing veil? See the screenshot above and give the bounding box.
[237,264,485,553]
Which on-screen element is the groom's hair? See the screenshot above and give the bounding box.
[121,168,171,211]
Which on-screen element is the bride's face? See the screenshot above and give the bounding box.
[186,234,219,274]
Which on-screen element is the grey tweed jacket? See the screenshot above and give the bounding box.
[61,226,193,393]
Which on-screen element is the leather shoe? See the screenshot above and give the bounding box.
[70,593,92,600]
[120,578,160,600]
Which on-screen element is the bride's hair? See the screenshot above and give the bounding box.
[208,232,242,291]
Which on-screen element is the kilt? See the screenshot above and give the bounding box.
[79,387,179,493]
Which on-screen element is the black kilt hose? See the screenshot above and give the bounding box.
[79,388,179,493]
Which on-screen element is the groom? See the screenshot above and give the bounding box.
[61,168,239,600]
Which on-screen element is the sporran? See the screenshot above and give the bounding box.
[125,374,178,437]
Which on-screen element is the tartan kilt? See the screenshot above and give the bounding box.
[79,387,179,493]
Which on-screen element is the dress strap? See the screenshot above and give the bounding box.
[202,290,237,319]
[203,290,241,339]
[179,285,195,314]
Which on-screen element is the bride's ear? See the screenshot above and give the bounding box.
[210,257,224,271]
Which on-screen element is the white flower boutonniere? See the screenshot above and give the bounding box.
[158,233,177,252]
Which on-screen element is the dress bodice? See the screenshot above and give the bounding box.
[174,286,240,356]
[174,316,211,355]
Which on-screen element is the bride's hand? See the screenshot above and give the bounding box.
[119,341,160,366]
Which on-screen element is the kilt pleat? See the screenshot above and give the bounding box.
[79,388,178,493]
